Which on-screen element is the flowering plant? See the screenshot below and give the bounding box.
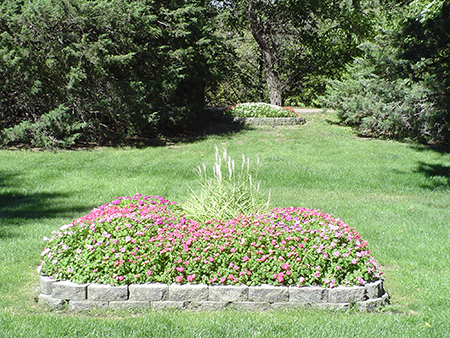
[224,103,298,118]
[40,195,382,287]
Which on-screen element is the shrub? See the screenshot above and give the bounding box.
[181,146,270,223]
[224,103,298,118]
[40,195,382,288]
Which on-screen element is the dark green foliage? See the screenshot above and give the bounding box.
[0,0,227,147]
[321,1,450,144]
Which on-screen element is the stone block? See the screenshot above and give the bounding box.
[40,276,55,295]
[38,294,65,310]
[271,302,309,310]
[329,286,366,303]
[249,285,289,303]
[289,286,328,303]
[151,301,186,310]
[365,280,385,299]
[52,281,88,301]
[233,302,271,311]
[69,300,108,311]
[88,284,128,301]
[186,301,229,311]
[169,284,208,302]
[208,285,248,302]
[129,283,168,301]
[312,302,350,310]
[109,301,150,310]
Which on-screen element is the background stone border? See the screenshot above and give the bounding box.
[38,276,389,312]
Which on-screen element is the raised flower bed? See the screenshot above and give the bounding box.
[38,195,388,312]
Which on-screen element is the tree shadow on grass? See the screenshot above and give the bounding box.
[416,162,450,191]
[0,171,93,239]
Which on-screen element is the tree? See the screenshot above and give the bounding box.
[216,0,375,106]
[0,0,228,147]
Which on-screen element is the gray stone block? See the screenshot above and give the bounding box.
[169,284,208,302]
[329,286,366,303]
[312,302,350,310]
[186,301,229,311]
[52,281,88,301]
[289,286,328,303]
[271,302,309,310]
[365,280,385,299]
[38,294,65,310]
[249,285,289,303]
[40,276,55,295]
[129,283,168,301]
[109,301,150,310]
[88,284,128,301]
[209,285,248,302]
[233,301,271,311]
[151,301,186,310]
[69,300,109,311]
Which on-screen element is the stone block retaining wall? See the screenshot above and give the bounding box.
[38,276,389,312]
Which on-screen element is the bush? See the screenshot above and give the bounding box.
[40,194,382,288]
[224,103,297,118]
[321,56,447,144]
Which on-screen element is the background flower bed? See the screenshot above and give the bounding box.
[224,103,298,118]
[40,195,382,288]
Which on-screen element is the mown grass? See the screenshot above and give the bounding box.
[1,112,449,337]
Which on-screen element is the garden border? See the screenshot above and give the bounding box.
[38,276,389,312]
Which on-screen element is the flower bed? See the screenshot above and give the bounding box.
[40,195,383,289]
[224,103,298,118]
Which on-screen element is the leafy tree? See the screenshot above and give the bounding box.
[215,0,375,106]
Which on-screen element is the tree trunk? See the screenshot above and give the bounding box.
[247,1,282,106]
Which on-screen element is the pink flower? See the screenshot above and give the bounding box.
[243,256,249,262]
[333,251,340,257]
[352,258,358,264]
[336,265,341,271]
[281,263,290,270]
[125,236,132,243]
[67,267,72,273]
[299,276,305,284]
[176,266,184,272]
[146,269,152,276]
[117,276,124,281]
[176,276,183,283]
[187,274,196,282]
[277,272,284,283]
[119,247,126,253]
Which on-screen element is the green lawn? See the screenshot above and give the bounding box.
[1,112,449,337]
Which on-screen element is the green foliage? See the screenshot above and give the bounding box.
[182,146,270,223]
[0,0,228,147]
[321,13,450,145]
[224,102,297,118]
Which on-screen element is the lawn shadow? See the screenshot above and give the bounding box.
[416,161,450,190]
[0,170,93,238]
[85,114,251,149]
